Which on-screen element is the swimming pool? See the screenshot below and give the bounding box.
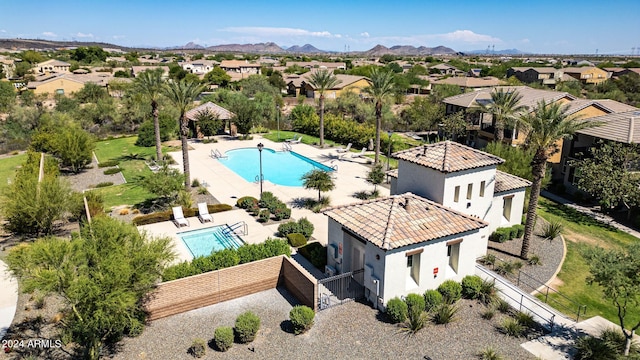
[179,225,244,258]
[218,148,334,187]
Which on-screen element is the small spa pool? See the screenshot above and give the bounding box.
[178,225,244,258]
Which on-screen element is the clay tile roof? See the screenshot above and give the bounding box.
[386,169,399,178]
[323,193,487,250]
[494,170,531,193]
[185,101,234,120]
[392,141,504,173]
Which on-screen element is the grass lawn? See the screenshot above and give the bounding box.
[0,153,27,192]
[537,197,640,327]
[262,131,339,147]
[88,183,155,209]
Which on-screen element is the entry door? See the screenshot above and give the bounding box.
[351,246,365,285]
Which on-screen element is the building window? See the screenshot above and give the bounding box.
[467,184,473,200]
[407,253,420,285]
[454,186,460,202]
[480,181,485,197]
[503,196,513,221]
[447,243,460,273]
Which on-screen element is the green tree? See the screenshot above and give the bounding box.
[74,83,108,104]
[518,100,599,259]
[268,70,286,91]
[366,164,385,191]
[571,141,640,211]
[1,152,74,235]
[19,50,45,64]
[301,169,335,202]
[140,165,185,203]
[308,69,342,147]
[194,108,222,139]
[584,243,640,356]
[441,112,467,140]
[230,96,259,136]
[70,46,108,63]
[483,141,551,186]
[6,216,174,360]
[203,66,231,87]
[399,97,443,131]
[0,80,17,112]
[364,67,395,164]
[53,125,96,173]
[133,68,166,161]
[476,88,527,143]
[164,79,204,189]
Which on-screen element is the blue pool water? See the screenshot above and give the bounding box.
[218,148,334,187]
[179,225,244,258]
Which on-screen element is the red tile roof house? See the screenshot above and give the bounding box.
[323,141,530,310]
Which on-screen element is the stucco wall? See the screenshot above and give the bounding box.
[441,166,496,220]
[396,160,446,202]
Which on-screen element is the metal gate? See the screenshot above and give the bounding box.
[317,269,364,310]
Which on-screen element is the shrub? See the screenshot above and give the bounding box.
[95,182,113,188]
[527,254,542,266]
[103,167,122,175]
[489,228,510,243]
[235,311,260,344]
[514,311,536,329]
[273,205,292,220]
[478,346,503,360]
[188,338,206,358]
[237,196,258,209]
[258,191,277,208]
[385,297,408,324]
[494,298,511,314]
[213,327,234,352]
[478,253,497,266]
[290,305,315,334]
[423,290,443,312]
[278,218,314,239]
[249,203,260,216]
[437,280,462,304]
[297,242,327,268]
[430,303,458,325]
[495,261,520,276]
[197,186,208,195]
[191,178,201,187]
[404,293,425,319]
[132,204,233,225]
[499,317,524,337]
[278,221,299,237]
[461,275,483,299]
[401,308,429,335]
[508,226,519,239]
[542,220,563,240]
[478,280,498,305]
[297,217,314,239]
[258,209,270,222]
[286,233,307,247]
[513,224,525,238]
[481,307,496,320]
[98,159,119,167]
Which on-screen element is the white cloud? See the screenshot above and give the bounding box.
[0,29,7,33]
[360,32,370,38]
[42,31,57,37]
[222,27,339,38]
[112,35,126,40]
[75,32,94,38]
[436,30,501,43]
[520,38,530,44]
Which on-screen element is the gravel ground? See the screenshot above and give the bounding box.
[486,216,564,293]
[110,288,536,360]
[61,156,125,192]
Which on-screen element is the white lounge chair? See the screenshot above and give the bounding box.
[336,143,352,153]
[172,206,189,227]
[289,135,303,144]
[197,202,213,223]
[351,147,367,158]
[145,161,161,172]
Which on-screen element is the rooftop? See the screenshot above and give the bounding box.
[443,86,575,109]
[392,141,504,173]
[185,101,235,121]
[576,110,640,144]
[494,170,532,193]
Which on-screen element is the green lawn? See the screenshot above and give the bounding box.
[88,183,155,209]
[537,197,640,327]
[262,131,339,147]
[0,153,27,192]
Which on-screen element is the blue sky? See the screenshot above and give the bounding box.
[1,0,639,55]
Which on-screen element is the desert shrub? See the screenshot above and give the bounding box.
[103,167,122,175]
[188,338,206,358]
[478,253,497,266]
[258,209,270,222]
[249,203,260,216]
[197,186,208,195]
[213,327,234,352]
[514,311,536,329]
[273,205,292,220]
[437,280,462,304]
[95,182,113,188]
[478,280,498,305]
[401,308,429,335]
[489,228,511,243]
[290,305,315,334]
[499,317,524,337]
[286,233,307,247]
[423,290,443,312]
[98,159,119,167]
[527,254,542,266]
[430,303,458,325]
[132,204,232,225]
[278,218,314,239]
[495,260,519,276]
[542,220,563,240]
[494,298,511,314]
[209,248,241,269]
[385,297,408,324]
[481,307,496,320]
[191,178,200,187]
[278,221,299,237]
[478,346,503,360]
[235,311,260,344]
[513,224,525,238]
[404,293,425,318]
[461,275,483,299]
[258,191,277,208]
[237,196,258,209]
[297,242,327,268]
[297,217,314,239]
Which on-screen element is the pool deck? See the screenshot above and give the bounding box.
[145,135,390,262]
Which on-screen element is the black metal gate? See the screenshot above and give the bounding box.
[317,269,364,310]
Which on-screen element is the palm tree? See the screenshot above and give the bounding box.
[133,68,165,162]
[163,79,205,189]
[364,68,395,165]
[307,69,341,147]
[301,169,335,202]
[518,100,599,259]
[477,88,527,143]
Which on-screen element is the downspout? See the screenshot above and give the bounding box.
[628,117,635,143]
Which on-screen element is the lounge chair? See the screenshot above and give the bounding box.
[351,147,367,158]
[336,143,352,153]
[197,202,213,223]
[145,160,161,172]
[172,206,189,227]
[289,135,303,144]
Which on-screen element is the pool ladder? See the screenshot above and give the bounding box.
[224,221,248,236]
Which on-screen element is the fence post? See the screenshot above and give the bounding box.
[545,286,549,303]
[520,293,523,312]
[517,270,521,287]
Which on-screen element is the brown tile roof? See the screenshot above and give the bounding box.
[185,101,234,120]
[323,193,487,250]
[386,169,398,178]
[494,170,531,193]
[576,110,640,143]
[443,86,575,109]
[564,99,638,116]
[392,141,504,173]
[432,76,503,88]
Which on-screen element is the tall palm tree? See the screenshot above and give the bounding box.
[133,68,165,162]
[478,88,527,143]
[163,79,205,189]
[307,69,341,147]
[364,68,395,165]
[518,100,599,259]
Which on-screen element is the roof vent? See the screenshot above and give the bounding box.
[423,145,428,155]
[404,198,412,213]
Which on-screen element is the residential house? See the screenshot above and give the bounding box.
[301,74,371,99]
[324,141,530,310]
[181,60,218,74]
[26,72,113,95]
[131,66,170,78]
[429,63,464,76]
[604,68,640,79]
[285,61,346,71]
[506,67,568,87]
[0,57,16,79]
[562,67,609,85]
[36,59,71,74]
[468,69,482,77]
[184,101,235,137]
[285,73,310,97]
[219,60,261,76]
[432,76,503,92]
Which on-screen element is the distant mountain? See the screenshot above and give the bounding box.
[361,44,457,56]
[205,42,284,53]
[174,42,204,50]
[464,48,530,55]
[285,44,326,53]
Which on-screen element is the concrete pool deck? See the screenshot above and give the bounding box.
[143,135,389,262]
